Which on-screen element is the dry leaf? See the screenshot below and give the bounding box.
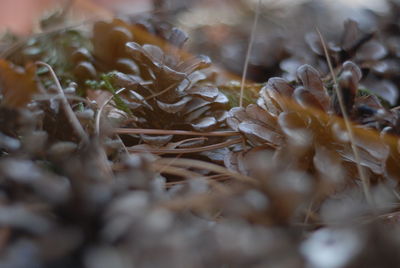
[0,60,38,108]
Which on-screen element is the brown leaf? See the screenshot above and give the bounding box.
[92,21,133,65]
[0,60,39,108]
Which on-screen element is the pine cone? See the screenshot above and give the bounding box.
[227,62,398,183]
[303,19,399,106]
[86,19,229,147]
[123,39,228,129]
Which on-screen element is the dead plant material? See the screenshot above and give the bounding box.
[1,1,400,267]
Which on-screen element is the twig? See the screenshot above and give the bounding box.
[115,128,239,137]
[239,0,261,108]
[36,62,89,143]
[316,28,372,206]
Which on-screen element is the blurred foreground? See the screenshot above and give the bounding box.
[0,1,400,268]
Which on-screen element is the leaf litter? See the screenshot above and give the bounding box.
[1,0,400,267]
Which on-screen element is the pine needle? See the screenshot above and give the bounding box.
[115,128,240,137]
[239,0,261,108]
[315,28,373,207]
[127,137,242,154]
[155,158,258,185]
[152,163,205,179]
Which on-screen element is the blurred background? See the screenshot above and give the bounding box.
[0,0,389,34]
[0,0,395,82]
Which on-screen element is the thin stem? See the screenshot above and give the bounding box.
[36,62,89,143]
[316,28,372,206]
[239,0,261,108]
[144,82,179,101]
[95,88,125,136]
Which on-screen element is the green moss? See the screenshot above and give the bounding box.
[219,81,261,108]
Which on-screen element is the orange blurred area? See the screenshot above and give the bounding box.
[0,0,151,34]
